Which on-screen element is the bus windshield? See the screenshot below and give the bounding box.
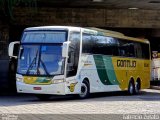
[17,30,67,76]
[17,45,64,76]
[22,31,67,43]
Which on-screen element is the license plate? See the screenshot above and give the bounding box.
[33,87,42,90]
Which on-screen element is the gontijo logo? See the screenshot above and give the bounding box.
[117,60,136,67]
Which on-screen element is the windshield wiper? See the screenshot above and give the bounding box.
[38,59,49,75]
[26,50,39,75]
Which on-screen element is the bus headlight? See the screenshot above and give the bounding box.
[16,77,23,83]
[52,79,64,84]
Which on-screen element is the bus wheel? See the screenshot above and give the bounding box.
[78,81,90,99]
[135,81,140,94]
[128,81,135,95]
[35,94,51,101]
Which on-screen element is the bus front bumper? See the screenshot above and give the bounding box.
[16,82,65,95]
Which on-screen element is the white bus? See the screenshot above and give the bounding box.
[9,26,150,100]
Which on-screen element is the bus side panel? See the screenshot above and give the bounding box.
[79,54,121,93]
[141,60,150,89]
[111,57,128,90]
[112,57,150,90]
[79,54,106,93]
[78,54,150,93]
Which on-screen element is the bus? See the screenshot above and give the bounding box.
[8,26,151,100]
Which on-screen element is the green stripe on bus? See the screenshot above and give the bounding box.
[93,55,112,85]
[93,55,119,85]
[103,56,119,85]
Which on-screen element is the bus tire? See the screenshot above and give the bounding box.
[128,81,135,95]
[35,94,51,100]
[135,80,141,94]
[78,80,90,99]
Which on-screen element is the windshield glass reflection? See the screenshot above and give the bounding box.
[17,45,64,76]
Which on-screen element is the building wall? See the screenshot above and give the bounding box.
[13,7,160,28]
[0,20,10,90]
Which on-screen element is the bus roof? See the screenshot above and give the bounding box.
[24,26,149,44]
[24,26,81,31]
[85,27,149,44]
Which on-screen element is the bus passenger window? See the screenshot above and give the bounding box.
[67,32,80,77]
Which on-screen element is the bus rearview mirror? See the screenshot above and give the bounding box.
[62,41,70,58]
[8,41,20,59]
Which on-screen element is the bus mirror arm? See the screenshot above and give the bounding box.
[8,41,20,59]
[62,41,70,58]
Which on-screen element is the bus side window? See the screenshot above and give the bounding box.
[134,43,142,58]
[127,43,135,57]
[92,36,119,56]
[82,33,93,53]
[118,40,135,58]
[118,40,128,57]
[141,43,150,59]
[67,32,80,77]
[68,45,74,67]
